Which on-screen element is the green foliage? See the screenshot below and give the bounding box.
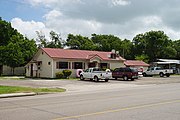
[135,54,149,63]
[36,31,63,48]
[66,34,96,50]
[91,34,122,51]
[132,30,175,62]
[173,40,180,59]
[62,70,72,78]
[0,18,37,74]
[0,86,66,94]
[55,72,64,79]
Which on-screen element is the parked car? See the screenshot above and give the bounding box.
[112,67,138,81]
[80,67,111,82]
[142,67,174,77]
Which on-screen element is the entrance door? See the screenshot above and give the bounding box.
[30,64,33,77]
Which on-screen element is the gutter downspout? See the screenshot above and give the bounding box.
[52,59,54,78]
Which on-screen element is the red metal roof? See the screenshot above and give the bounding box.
[124,60,149,67]
[42,48,125,61]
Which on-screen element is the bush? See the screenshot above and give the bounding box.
[56,72,64,79]
[63,70,72,78]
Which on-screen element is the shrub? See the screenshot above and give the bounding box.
[56,72,64,79]
[63,70,72,78]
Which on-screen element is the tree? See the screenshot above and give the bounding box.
[135,54,149,63]
[132,30,173,62]
[0,18,37,75]
[120,39,133,59]
[5,42,24,74]
[91,34,122,52]
[47,31,62,48]
[66,34,96,50]
[36,31,47,48]
[173,40,180,59]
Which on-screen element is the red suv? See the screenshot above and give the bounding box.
[112,67,138,81]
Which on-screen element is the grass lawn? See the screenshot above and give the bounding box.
[0,86,66,94]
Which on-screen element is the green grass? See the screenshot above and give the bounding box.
[0,86,66,94]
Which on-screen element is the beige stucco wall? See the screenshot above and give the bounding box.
[53,59,87,78]
[26,49,53,78]
[109,60,125,70]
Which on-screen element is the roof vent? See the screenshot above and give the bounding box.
[111,49,115,53]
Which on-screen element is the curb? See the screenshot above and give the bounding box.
[0,92,36,98]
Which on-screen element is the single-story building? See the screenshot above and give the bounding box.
[25,48,125,78]
[124,60,150,72]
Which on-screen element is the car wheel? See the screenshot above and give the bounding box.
[123,76,128,81]
[131,78,134,81]
[142,73,147,77]
[94,76,99,82]
[105,79,109,82]
[166,74,170,77]
[80,75,84,80]
[159,72,164,77]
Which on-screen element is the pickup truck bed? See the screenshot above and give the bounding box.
[80,68,111,82]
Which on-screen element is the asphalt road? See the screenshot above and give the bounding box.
[0,76,180,120]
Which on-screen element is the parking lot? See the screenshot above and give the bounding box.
[0,76,180,93]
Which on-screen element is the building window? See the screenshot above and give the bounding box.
[48,62,51,65]
[73,62,83,69]
[100,63,108,69]
[56,62,68,69]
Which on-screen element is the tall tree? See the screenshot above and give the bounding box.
[0,18,37,75]
[47,31,63,48]
[173,40,180,59]
[36,31,47,48]
[91,34,122,52]
[132,30,174,62]
[66,34,96,50]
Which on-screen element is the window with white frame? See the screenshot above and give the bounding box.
[72,62,83,69]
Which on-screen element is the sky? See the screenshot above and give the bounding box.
[1,0,180,41]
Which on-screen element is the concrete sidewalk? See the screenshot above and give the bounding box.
[0,92,36,98]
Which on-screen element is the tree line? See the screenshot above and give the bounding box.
[37,31,180,63]
[1,17,180,73]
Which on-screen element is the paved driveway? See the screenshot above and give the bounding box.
[0,76,180,92]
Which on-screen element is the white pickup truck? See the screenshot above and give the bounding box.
[80,67,111,82]
[142,67,174,77]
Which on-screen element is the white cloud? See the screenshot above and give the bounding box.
[11,18,51,40]
[14,0,180,41]
[111,0,131,6]
[26,0,82,7]
[43,10,63,20]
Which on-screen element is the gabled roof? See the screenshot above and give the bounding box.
[124,60,149,67]
[42,48,125,61]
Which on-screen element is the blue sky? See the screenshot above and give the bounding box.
[1,0,180,40]
[0,0,46,21]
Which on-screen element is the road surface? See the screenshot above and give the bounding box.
[0,80,180,120]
